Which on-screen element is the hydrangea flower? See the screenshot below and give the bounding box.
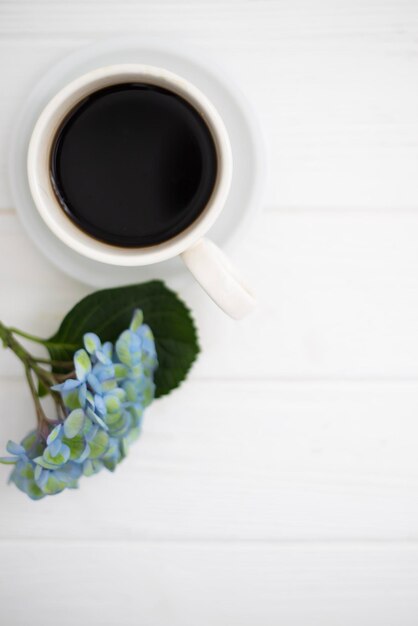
[0,310,158,499]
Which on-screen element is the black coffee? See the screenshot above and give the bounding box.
[50,83,218,247]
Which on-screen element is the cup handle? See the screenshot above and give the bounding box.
[181,238,256,320]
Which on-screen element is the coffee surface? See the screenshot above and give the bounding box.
[50,83,217,247]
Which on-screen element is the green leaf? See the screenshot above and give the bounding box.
[37,380,49,398]
[45,281,199,398]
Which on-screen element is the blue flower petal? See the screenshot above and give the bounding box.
[48,437,63,458]
[130,363,144,379]
[86,407,109,432]
[83,333,101,355]
[102,342,113,360]
[101,379,117,393]
[46,425,62,446]
[104,393,121,414]
[78,383,87,408]
[129,309,144,332]
[94,394,106,418]
[76,444,90,464]
[6,441,25,456]
[74,349,92,382]
[87,373,102,395]
[34,463,42,481]
[64,409,85,439]
[0,456,18,465]
[51,379,80,393]
[59,462,83,480]
[85,423,99,442]
[33,456,60,470]
[35,467,50,490]
[60,444,71,464]
[96,350,111,365]
[62,379,81,390]
[116,330,141,365]
[5,312,157,499]
[94,364,115,382]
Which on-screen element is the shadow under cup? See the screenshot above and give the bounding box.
[49,81,218,248]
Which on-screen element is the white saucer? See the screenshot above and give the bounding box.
[9,37,265,288]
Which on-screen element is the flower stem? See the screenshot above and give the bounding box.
[0,320,66,438]
[51,394,66,422]
[0,321,34,366]
[54,370,76,382]
[7,327,46,345]
[33,357,73,368]
[24,367,51,439]
[0,321,57,388]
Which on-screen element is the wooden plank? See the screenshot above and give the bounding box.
[0,0,418,209]
[0,39,90,209]
[2,211,418,379]
[3,0,417,38]
[0,542,418,626]
[0,380,418,540]
[0,214,89,375]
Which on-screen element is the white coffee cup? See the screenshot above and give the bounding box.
[27,64,255,320]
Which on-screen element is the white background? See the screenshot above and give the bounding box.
[1,1,418,624]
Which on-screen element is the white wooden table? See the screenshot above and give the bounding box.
[1,1,418,624]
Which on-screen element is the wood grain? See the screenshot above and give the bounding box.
[2,211,418,380]
[0,0,418,209]
[1,1,418,623]
[1,542,417,626]
[0,379,417,541]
